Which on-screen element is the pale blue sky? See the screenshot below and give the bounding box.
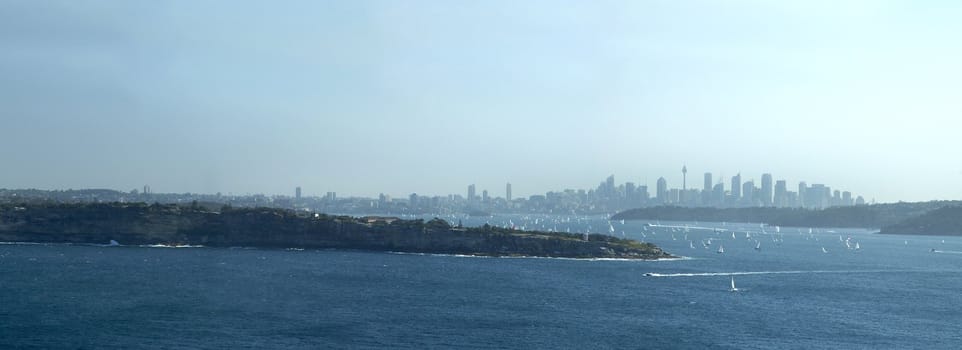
[2,0,961,202]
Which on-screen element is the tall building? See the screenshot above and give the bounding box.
[742,181,755,205]
[656,177,668,204]
[798,182,807,208]
[467,184,476,201]
[409,193,418,207]
[712,183,725,205]
[482,190,489,202]
[774,180,787,207]
[505,183,512,201]
[842,191,853,206]
[295,186,301,200]
[326,192,336,202]
[731,173,742,201]
[625,182,637,203]
[606,175,615,196]
[703,173,713,206]
[760,173,773,206]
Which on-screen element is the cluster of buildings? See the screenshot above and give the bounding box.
[650,166,866,209]
[0,167,867,215]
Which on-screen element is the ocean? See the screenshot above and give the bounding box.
[2,214,961,349]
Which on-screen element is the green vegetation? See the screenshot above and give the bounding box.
[612,201,962,229]
[879,206,962,236]
[0,202,672,259]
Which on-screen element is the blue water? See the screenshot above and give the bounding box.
[2,215,962,349]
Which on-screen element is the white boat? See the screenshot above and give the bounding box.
[731,232,736,239]
[729,276,738,292]
[690,241,696,249]
[754,241,761,251]
[717,245,725,254]
[854,242,861,250]
[822,247,828,253]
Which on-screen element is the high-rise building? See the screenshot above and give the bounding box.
[712,183,725,205]
[326,191,336,202]
[842,191,853,206]
[625,182,636,203]
[409,193,418,207]
[798,182,807,208]
[505,183,512,201]
[703,173,713,206]
[482,190,489,202]
[774,180,787,207]
[742,181,755,205]
[295,186,301,199]
[606,175,615,195]
[731,173,742,201]
[656,177,668,204]
[760,173,773,206]
[468,184,476,201]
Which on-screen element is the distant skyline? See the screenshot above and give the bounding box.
[2,1,962,203]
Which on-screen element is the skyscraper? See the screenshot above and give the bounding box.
[482,190,489,202]
[742,181,755,205]
[468,184,476,201]
[703,172,713,206]
[798,182,807,208]
[656,177,668,204]
[774,180,787,207]
[761,173,773,206]
[505,183,512,201]
[295,186,301,200]
[731,173,742,201]
[606,174,615,195]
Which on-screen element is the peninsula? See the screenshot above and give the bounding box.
[0,202,673,259]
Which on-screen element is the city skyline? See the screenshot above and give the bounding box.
[2,166,868,208]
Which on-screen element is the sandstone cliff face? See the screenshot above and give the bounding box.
[0,204,672,259]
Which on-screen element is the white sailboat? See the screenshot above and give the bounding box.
[854,242,861,251]
[729,276,738,292]
[754,241,761,251]
[717,245,725,254]
[821,247,829,253]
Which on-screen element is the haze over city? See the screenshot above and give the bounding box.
[3,1,962,202]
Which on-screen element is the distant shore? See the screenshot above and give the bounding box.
[612,202,962,233]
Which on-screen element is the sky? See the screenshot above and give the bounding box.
[1,0,961,202]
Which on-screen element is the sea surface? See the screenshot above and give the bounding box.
[2,214,962,349]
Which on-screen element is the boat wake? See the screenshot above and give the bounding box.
[645,269,906,277]
[141,244,205,248]
[931,250,962,254]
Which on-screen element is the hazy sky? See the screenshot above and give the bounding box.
[2,1,961,202]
